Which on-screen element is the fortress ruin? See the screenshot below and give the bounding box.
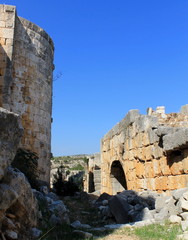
[100,105,188,195]
[0,5,54,182]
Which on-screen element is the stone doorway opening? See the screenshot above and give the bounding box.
[110,160,127,195]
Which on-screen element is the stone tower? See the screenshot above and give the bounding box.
[0,5,54,183]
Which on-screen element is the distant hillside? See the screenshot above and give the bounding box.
[51,155,88,171]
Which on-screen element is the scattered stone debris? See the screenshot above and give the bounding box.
[73,230,93,239]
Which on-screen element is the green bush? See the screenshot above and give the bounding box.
[53,165,80,196]
[70,164,84,171]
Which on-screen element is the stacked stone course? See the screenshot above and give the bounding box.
[0,5,54,182]
[101,105,188,194]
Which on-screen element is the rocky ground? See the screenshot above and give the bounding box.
[43,192,139,240]
[40,189,186,240]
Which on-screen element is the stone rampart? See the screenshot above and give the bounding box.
[0,5,54,182]
[101,105,188,194]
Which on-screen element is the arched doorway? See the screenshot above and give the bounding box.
[110,160,127,195]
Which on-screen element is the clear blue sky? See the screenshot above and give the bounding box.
[3,0,188,156]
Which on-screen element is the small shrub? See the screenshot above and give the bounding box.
[70,164,84,171]
[53,165,80,196]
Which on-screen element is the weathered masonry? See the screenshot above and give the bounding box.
[0,5,54,182]
[83,153,101,193]
[101,105,188,195]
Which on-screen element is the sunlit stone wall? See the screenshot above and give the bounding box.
[0,4,54,183]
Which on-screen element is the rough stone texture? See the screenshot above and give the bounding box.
[0,107,23,180]
[101,105,188,194]
[98,188,188,227]
[83,153,101,193]
[169,215,182,224]
[2,167,38,227]
[163,128,188,152]
[0,166,38,239]
[0,4,54,183]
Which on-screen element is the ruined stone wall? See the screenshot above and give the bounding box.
[0,5,54,182]
[83,153,101,193]
[101,105,188,194]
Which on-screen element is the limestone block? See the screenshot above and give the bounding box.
[119,131,126,144]
[0,5,4,12]
[134,133,143,148]
[159,157,171,176]
[170,160,183,175]
[175,175,187,189]
[117,143,124,155]
[183,191,188,201]
[181,104,188,115]
[127,160,135,171]
[113,135,119,148]
[169,215,181,224]
[133,147,143,160]
[130,123,138,138]
[148,128,159,144]
[178,197,188,211]
[128,138,134,150]
[0,108,23,180]
[2,167,38,227]
[135,115,159,133]
[0,28,14,39]
[155,126,179,137]
[181,213,188,221]
[151,144,163,159]
[182,151,188,174]
[0,21,5,27]
[155,196,172,213]
[110,138,114,149]
[121,109,140,130]
[126,169,136,182]
[141,132,150,146]
[135,161,145,179]
[136,178,147,190]
[153,159,162,176]
[181,221,188,232]
[129,150,135,160]
[154,207,169,221]
[163,128,188,152]
[168,176,180,190]
[145,162,155,178]
[155,176,168,191]
[4,5,16,12]
[144,145,154,161]
[0,184,18,210]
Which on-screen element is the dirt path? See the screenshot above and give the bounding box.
[98,235,139,240]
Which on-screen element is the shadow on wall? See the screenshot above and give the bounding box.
[167,149,188,169]
[0,43,13,108]
[88,171,95,193]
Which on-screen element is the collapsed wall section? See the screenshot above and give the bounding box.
[0,4,54,183]
[101,105,188,194]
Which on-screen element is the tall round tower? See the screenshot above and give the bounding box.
[0,4,54,183]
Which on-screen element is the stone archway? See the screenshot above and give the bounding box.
[110,160,127,195]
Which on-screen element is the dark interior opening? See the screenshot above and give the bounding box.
[110,160,127,194]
